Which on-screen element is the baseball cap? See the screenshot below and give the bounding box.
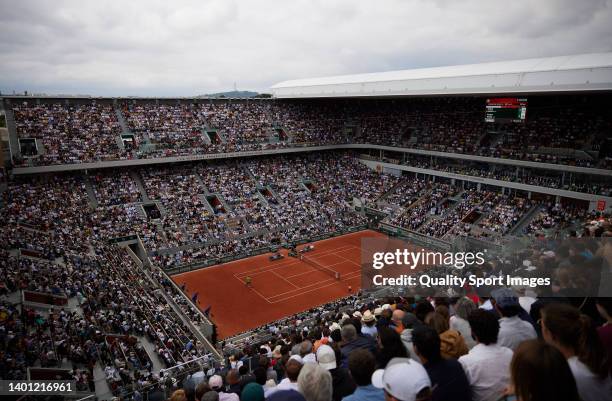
[208,374,223,389]
[491,288,520,309]
[372,358,431,401]
[289,355,304,364]
[316,344,337,370]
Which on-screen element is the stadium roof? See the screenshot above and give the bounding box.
[270,53,612,98]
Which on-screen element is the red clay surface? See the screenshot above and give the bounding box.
[172,229,387,338]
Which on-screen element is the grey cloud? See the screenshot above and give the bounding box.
[0,0,611,96]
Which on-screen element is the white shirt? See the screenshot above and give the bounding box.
[459,343,514,401]
[497,316,537,351]
[567,356,612,401]
[361,325,378,337]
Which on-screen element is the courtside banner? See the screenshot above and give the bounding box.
[361,236,612,298]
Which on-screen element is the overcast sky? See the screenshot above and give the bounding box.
[1,0,611,96]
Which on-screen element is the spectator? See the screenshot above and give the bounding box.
[360,311,378,338]
[340,324,375,368]
[298,363,333,401]
[371,357,432,401]
[541,303,612,401]
[196,382,213,401]
[450,297,477,350]
[267,389,306,401]
[507,339,580,401]
[412,325,471,401]
[376,327,409,369]
[458,309,513,401]
[400,312,422,362]
[491,288,537,351]
[170,389,188,401]
[342,349,384,401]
[273,357,302,393]
[225,369,241,396]
[300,341,317,364]
[316,344,355,401]
[203,392,219,401]
[425,308,468,359]
[240,382,264,401]
[209,375,239,401]
[391,309,405,334]
[596,298,612,367]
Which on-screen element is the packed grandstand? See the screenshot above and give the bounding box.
[1,54,612,401]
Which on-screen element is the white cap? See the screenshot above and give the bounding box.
[289,355,304,364]
[316,344,337,370]
[372,358,431,401]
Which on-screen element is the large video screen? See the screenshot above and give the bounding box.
[485,97,527,123]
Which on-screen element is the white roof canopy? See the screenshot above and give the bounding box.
[270,53,612,98]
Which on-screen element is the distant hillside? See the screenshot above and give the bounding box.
[197,90,260,98]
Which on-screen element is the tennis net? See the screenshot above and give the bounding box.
[302,254,341,280]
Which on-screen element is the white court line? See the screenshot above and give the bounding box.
[334,251,362,268]
[232,245,356,301]
[284,260,350,279]
[272,270,300,289]
[264,273,343,301]
[234,244,355,278]
[265,264,362,301]
[269,270,363,304]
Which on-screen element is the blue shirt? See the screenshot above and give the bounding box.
[342,384,385,401]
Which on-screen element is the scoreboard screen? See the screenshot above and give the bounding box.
[485,98,527,123]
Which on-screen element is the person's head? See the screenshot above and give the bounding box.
[510,340,580,401]
[169,389,187,401]
[377,327,408,360]
[241,382,264,401]
[341,324,357,342]
[412,326,441,364]
[401,312,420,330]
[414,301,434,323]
[208,375,223,391]
[491,288,523,318]
[424,311,449,335]
[195,381,211,401]
[299,340,313,357]
[253,367,267,385]
[541,303,609,379]
[226,369,239,385]
[315,344,337,370]
[453,297,477,321]
[372,358,432,401]
[201,392,219,401]
[392,309,405,326]
[467,309,499,345]
[258,355,269,369]
[347,349,377,386]
[297,363,332,401]
[285,358,303,382]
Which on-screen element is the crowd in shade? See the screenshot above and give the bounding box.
[9,94,612,169]
[1,151,606,272]
[396,155,612,196]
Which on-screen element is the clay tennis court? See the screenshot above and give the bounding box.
[171,229,387,338]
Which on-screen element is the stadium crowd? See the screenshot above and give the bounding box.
[1,135,611,401]
[9,94,612,171]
